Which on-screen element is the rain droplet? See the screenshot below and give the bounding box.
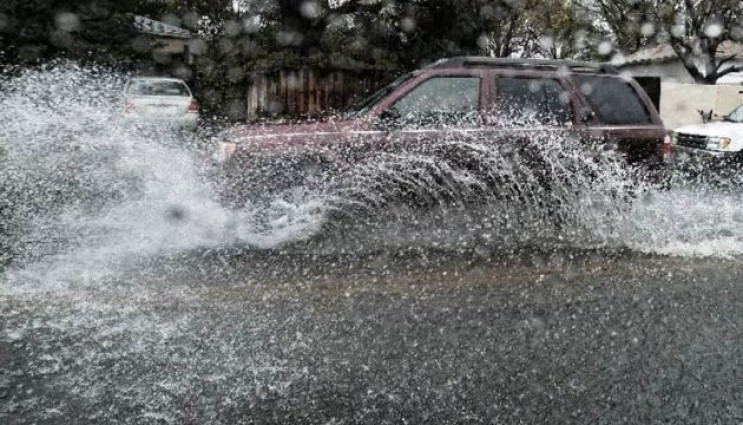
[277,31,304,46]
[597,40,613,56]
[477,34,490,51]
[704,22,723,38]
[732,25,743,40]
[166,205,187,222]
[224,20,242,38]
[161,13,181,28]
[401,17,416,33]
[243,16,262,34]
[300,1,322,20]
[640,22,655,37]
[55,12,80,32]
[539,36,555,51]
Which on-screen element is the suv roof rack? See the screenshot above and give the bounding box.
[432,56,619,74]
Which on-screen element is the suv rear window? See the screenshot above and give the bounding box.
[573,75,651,125]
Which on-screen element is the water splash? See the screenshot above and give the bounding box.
[0,62,326,286]
[2,62,743,285]
[4,61,743,423]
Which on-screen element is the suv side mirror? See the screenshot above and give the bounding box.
[377,108,402,130]
[380,108,401,122]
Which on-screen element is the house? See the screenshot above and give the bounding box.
[132,15,199,65]
[617,41,743,84]
[617,41,743,128]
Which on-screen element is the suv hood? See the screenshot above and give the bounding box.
[675,122,743,139]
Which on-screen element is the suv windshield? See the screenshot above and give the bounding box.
[346,72,416,117]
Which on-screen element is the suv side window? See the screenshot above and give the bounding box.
[573,75,652,125]
[389,76,481,128]
[496,77,573,126]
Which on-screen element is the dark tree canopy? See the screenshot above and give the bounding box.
[0,0,170,65]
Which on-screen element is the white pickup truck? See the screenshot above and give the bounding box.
[671,104,743,167]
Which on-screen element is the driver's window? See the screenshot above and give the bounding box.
[388,77,481,128]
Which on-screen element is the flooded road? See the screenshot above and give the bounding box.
[3,63,743,424]
[3,250,743,424]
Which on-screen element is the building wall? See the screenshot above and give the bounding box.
[622,60,743,128]
[152,38,189,55]
[660,83,743,129]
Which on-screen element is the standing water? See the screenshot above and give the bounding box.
[2,63,743,423]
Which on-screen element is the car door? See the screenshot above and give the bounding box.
[570,74,666,164]
[488,72,578,134]
[369,70,489,164]
[484,73,583,192]
[488,73,580,150]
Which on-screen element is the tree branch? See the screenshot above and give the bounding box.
[716,63,743,78]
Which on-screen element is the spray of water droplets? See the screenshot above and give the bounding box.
[2,62,743,286]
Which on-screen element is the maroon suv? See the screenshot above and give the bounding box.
[216,57,670,202]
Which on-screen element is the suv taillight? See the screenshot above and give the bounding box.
[188,100,199,112]
[661,134,673,162]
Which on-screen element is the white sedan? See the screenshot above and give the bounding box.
[124,77,199,130]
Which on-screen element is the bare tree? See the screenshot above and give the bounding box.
[656,0,743,84]
[579,0,743,84]
[577,0,657,52]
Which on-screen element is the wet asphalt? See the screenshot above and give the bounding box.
[1,249,742,424]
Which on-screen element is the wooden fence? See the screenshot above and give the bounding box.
[246,69,386,119]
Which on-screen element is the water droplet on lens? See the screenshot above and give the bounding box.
[704,22,723,38]
[166,205,187,222]
[597,40,613,55]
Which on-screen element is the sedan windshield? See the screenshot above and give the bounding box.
[725,104,743,123]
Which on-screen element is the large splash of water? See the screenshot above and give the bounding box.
[0,63,326,286]
[2,62,743,286]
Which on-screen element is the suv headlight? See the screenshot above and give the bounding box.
[706,136,732,151]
